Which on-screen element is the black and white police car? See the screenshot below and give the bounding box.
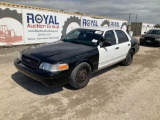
[140,28,160,46]
[14,27,139,89]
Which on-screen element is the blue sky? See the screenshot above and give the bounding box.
[1,0,160,24]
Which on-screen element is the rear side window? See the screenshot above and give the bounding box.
[104,30,116,45]
[115,30,129,43]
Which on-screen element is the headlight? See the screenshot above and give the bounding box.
[140,36,144,39]
[18,52,22,60]
[39,62,69,72]
[156,38,160,41]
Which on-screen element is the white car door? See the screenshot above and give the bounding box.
[98,30,119,69]
[114,30,131,61]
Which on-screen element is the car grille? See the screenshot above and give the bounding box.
[22,55,40,69]
[144,37,156,43]
[145,37,155,41]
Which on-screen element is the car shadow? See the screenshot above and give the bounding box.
[92,64,119,77]
[12,72,64,95]
[12,64,120,94]
[64,64,119,90]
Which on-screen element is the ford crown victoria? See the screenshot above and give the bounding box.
[140,29,160,46]
[14,27,139,89]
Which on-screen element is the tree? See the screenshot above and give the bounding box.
[154,24,160,28]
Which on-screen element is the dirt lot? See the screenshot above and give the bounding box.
[0,44,160,120]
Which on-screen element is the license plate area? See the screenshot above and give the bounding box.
[146,40,151,43]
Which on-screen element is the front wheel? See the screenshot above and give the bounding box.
[140,42,144,46]
[121,50,133,66]
[157,42,160,47]
[69,62,91,89]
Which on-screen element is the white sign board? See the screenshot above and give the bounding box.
[0,5,129,46]
[141,23,154,34]
[23,9,81,44]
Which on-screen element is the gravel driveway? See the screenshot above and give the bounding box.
[0,44,160,120]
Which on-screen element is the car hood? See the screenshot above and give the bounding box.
[141,34,160,38]
[22,41,96,62]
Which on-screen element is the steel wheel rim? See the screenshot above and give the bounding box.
[77,68,88,83]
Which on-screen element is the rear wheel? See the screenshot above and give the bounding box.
[69,62,91,89]
[121,50,133,66]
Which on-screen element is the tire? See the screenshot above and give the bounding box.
[101,20,109,27]
[0,8,22,24]
[140,42,144,45]
[69,62,91,89]
[121,50,133,66]
[121,22,127,32]
[157,42,160,47]
[61,16,81,36]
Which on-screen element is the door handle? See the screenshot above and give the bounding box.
[115,47,119,50]
[128,44,130,46]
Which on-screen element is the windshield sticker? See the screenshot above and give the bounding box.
[95,31,103,35]
[92,39,98,43]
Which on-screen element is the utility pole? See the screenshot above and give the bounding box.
[128,13,131,25]
[128,13,138,35]
[129,13,137,24]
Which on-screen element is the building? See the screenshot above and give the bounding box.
[131,22,155,36]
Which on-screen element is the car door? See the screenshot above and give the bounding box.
[98,30,119,69]
[114,30,131,61]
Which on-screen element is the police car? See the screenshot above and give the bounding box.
[14,27,139,89]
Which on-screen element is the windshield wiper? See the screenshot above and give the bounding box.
[63,39,71,42]
[70,40,82,44]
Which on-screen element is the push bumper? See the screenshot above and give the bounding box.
[14,58,70,86]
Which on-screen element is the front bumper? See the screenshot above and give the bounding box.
[140,38,160,46]
[14,58,70,86]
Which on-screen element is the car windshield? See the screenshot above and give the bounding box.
[62,28,103,47]
[147,30,160,35]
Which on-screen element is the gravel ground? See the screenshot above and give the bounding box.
[0,43,160,120]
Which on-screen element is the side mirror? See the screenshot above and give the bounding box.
[100,41,112,47]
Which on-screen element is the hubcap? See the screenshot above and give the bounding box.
[77,68,88,83]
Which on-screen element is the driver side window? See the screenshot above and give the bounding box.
[66,31,81,40]
[104,30,116,45]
